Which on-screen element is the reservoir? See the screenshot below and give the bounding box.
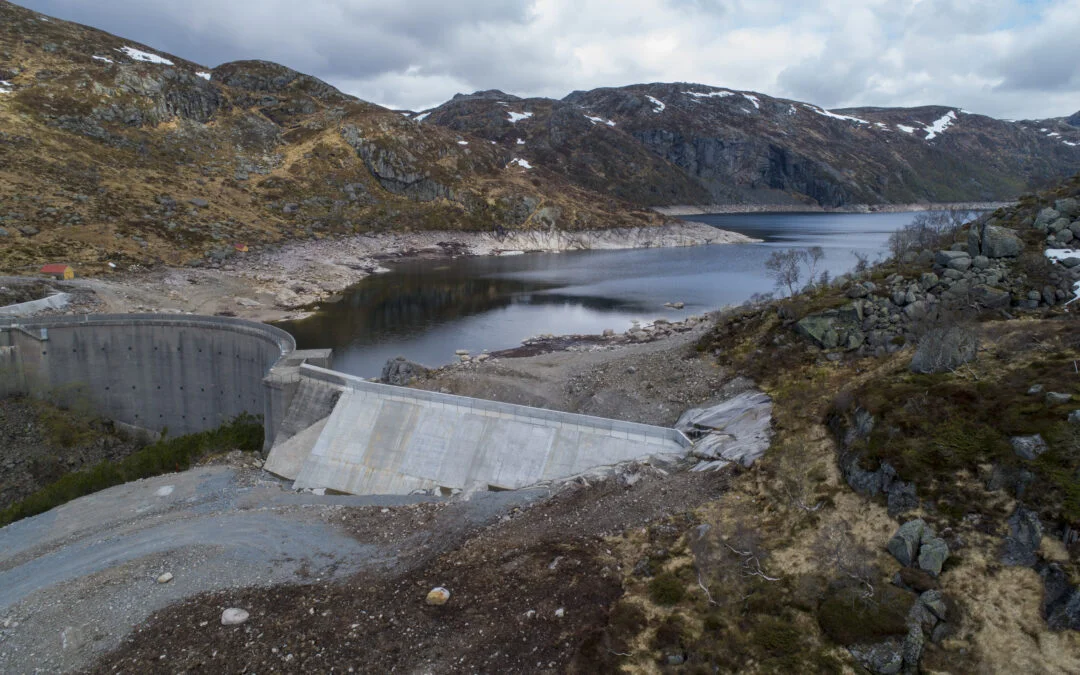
[280,211,935,377]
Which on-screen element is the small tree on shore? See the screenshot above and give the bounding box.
[765,246,829,297]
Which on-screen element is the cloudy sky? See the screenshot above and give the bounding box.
[17,0,1080,119]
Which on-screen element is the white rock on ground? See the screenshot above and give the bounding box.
[425,587,451,605]
[221,608,249,625]
[156,572,173,584]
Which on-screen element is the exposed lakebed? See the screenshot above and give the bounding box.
[280,211,936,377]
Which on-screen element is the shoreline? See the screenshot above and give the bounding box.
[657,200,1015,216]
[28,221,753,323]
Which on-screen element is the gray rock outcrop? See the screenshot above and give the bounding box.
[380,356,430,386]
[1011,434,1048,460]
[676,390,773,467]
[1001,506,1042,567]
[888,519,950,577]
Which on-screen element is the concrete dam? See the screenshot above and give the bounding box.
[0,314,692,496]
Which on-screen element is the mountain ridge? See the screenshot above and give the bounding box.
[419,82,1080,208]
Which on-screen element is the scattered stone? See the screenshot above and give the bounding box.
[235,297,261,307]
[425,587,450,606]
[1045,392,1072,405]
[1037,561,1080,631]
[1069,410,1080,424]
[17,225,38,237]
[189,198,209,208]
[554,607,565,618]
[156,572,173,584]
[1028,384,1044,395]
[221,608,249,625]
[1011,434,1048,460]
[454,349,469,356]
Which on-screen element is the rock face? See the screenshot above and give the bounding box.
[675,390,773,467]
[1001,506,1042,567]
[425,82,1080,209]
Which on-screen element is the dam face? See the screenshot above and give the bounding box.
[0,314,295,441]
[1,314,690,496]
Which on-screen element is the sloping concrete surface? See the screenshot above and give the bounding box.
[274,366,690,495]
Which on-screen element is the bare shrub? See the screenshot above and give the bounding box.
[813,519,879,601]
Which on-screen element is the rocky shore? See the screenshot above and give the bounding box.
[655,201,1015,216]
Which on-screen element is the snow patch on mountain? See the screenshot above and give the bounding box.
[742,94,761,110]
[0,80,11,94]
[684,89,734,100]
[116,46,174,66]
[645,95,666,113]
[507,111,533,123]
[92,55,114,64]
[585,114,616,127]
[196,71,211,81]
[804,105,869,124]
[923,110,956,140]
[509,158,533,169]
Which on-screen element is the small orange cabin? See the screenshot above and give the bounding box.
[40,264,74,280]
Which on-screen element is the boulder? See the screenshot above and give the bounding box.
[934,250,970,267]
[918,537,949,577]
[1056,197,1080,219]
[972,255,990,270]
[1069,410,1080,424]
[189,197,210,208]
[909,326,978,374]
[1045,392,1072,405]
[1002,506,1042,567]
[888,519,928,567]
[982,225,1024,257]
[380,356,429,386]
[1035,207,1061,230]
[1011,434,1048,460]
[795,314,839,349]
[969,284,1011,309]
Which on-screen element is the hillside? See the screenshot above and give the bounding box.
[421,83,1080,208]
[0,1,666,275]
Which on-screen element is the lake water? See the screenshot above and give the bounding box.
[279,212,926,377]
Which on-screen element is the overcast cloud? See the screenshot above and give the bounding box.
[16,0,1080,119]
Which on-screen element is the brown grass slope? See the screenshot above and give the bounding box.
[0,1,665,275]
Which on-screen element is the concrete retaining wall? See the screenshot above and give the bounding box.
[0,314,295,441]
[0,293,71,317]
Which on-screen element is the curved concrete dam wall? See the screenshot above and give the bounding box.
[0,314,296,440]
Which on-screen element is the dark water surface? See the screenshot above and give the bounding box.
[279,212,926,377]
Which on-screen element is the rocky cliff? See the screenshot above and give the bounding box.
[0,2,666,274]
[422,83,1080,208]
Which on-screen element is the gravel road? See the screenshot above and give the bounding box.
[0,465,538,673]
